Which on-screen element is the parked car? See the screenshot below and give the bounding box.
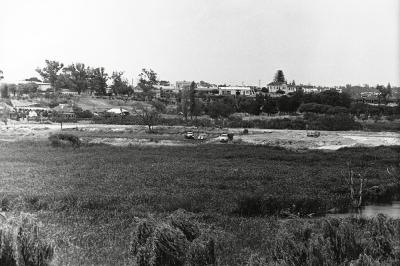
[184,131,194,139]
[307,131,321,137]
[219,133,229,143]
[197,134,207,140]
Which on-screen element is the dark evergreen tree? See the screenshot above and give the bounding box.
[189,81,196,119]
[273,70,286,83]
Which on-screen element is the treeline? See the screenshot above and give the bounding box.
[35,60,131,95]
[190,90,352,118]
[188,90,398,120]
[92,112,362,131]
[0,60,160,97]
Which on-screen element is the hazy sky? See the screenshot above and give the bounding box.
[1,0,399,86]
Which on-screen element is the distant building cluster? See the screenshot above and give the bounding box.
[2,72,347,101]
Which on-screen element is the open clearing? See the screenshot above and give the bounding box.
[1,121,399,150]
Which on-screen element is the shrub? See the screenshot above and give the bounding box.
[0,213,54,266]
[168,210,200,241]
[48,133,81,148]
[242,128,249,135]
[299,103,333,114]
[130,210,216,266]
[150,223,189,265]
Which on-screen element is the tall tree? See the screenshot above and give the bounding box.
[376,84,391,105]
[0,84,9,98]
[133,103,161,133]
[36,60,64,90]
[273,70,286,83]
[179,89,189,121]
[62,63,88,94]
[8,84,17,96]
[138,68,158,100]
[87,67,108,95]
[111,71,132,96]
[189,81,196,119]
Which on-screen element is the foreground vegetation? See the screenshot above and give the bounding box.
[0,141,399,264]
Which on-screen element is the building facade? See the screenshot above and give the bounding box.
[218,86,254,96]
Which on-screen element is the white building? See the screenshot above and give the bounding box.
[267,82,296,94]
[195,86,219,95]
[60,89,79,95]
[218,86,254,96]
[36,82,52,92]
[301,86,319,94]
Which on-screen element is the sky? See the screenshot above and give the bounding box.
[0,0,399,87]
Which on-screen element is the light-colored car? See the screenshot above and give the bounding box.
[197,134,207,140]
[219,133,229,143]
[307,131,321,138]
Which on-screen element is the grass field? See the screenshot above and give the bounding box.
[0,141,399,264]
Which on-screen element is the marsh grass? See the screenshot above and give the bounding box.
[270,215,400,265]
[0,141,399,264]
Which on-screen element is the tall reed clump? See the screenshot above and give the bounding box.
[0,213,54,265]
[268,215,400,265]
[129,209,216,266]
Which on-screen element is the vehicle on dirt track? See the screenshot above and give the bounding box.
[307,131,321,137]
[197,134,207,140]
[219,133,229,143]
[184,131,194,139]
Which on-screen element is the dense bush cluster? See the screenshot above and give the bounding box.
[129,210,216,266]
[92,113,361,131]
[258,215,400,265]
[350,102,400,117]
[48,133,81,147]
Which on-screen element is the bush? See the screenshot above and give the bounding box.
[0,213,54,265]
[48,133,81,148]
[130,210,216,266]
[299,103,332,114]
